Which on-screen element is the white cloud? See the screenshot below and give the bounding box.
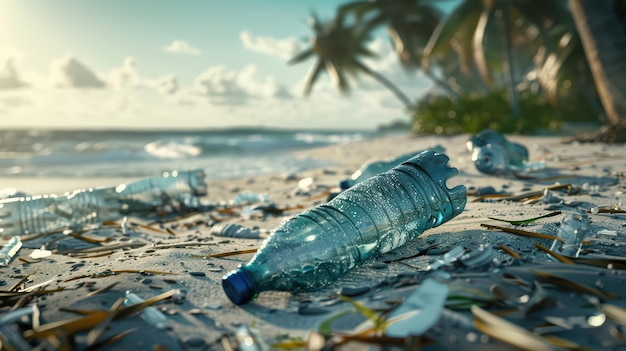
[191,64,291,105]
[0,56,28,90]
[109,56,140,89]
[163,40,202,55]
[154,73,178,95]
[50,55,106,89]
[240,31,302,61]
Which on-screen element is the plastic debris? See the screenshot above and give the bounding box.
[459,244,495,268]
[597,229,617,236]
[0,169,207,237]
[222,150,466,305]
[231,191,269,206]
[29,248,53,259]
[236,324,267,351]
[427,246,466,271]
[123,291,169,330]
[0,236,22,266]
[467,129,544,175]
[384,278,449,337]
[208,223,266,239]
[548,210,589,259]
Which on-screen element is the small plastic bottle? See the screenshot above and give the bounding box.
[466,129,541,175]
[549,210,589,258]
[339,145,445,190]
[116,169,208,211]
[223,150,467,305]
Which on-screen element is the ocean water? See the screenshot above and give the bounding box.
[0,128,382,180]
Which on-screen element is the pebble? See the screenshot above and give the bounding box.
[185,338,206,348]
[370,262,388,269]
[338,286,371,297]
[189,271,206,277]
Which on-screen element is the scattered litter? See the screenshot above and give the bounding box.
[0,236,22,266]
[597,229,618,236]
[29,248,52,259]
[231,191,269,205]
[208,223,266,239]
[427,246,466,271]
[384,278,449,337]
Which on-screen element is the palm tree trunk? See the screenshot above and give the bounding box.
[569,0,626,126]
[501,4,521,119]
[355,61,416,110]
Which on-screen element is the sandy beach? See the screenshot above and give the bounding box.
[1,132,626,350]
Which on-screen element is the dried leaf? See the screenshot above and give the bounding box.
[498,244,521,259]
[190,248,258,258]
[383,244,439,263]
[86,281,120,297]
[488,211,561,226]
[318,310,353,336]
[341,296,386,330]
[602,304,626,326]
[472,305,555,351]
[533,243,574,264]
[86,297,124,346]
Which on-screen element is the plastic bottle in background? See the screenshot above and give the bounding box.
[466,129,543,175]
[116,169,208,212]
[0,169,207,237]
[223,150,467,305]
[339,145,446,190]
[0,187,122,237]
[548,210,589,258]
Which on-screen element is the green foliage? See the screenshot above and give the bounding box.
[412,89,599,135]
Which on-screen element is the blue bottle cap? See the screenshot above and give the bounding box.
[222,268,256,305]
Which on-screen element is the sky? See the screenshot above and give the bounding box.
[0,0,436,130]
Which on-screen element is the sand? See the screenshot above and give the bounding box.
[1,132,625,350]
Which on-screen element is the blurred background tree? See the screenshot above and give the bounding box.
[289,0,626,141]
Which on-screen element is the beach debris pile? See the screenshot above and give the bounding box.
[0,130,625,350]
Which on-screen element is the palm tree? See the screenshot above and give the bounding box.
[568,0,626,142]
[421,0,570,118]
[338,0,459,97]
[288,14,415,109]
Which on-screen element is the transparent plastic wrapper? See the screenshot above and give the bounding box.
[0,169,207,237]
[549,209,589,258]
[339,145,445,190]
[467,129,544,175]
[223,150,467,305]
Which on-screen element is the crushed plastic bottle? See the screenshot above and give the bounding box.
[0,236,22,265]
[548,209,589,258]
[123,290,169,330]
[467,129,543,175]
[223,150,466,305]
[0,169,207,237]
[116,169,208,212]
[339,145,445,190]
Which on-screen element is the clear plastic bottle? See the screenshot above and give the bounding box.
[116,169,208,211]
[0,169,207,236]
[548,210,589,258]
[466,129,541,175]
[0,187,121,237]
[339,145,445,190]
[223,150,467,305]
